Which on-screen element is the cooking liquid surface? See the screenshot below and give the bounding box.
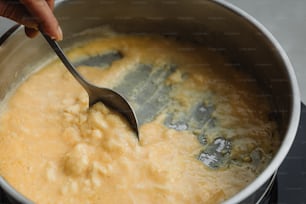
[0,33,280,204]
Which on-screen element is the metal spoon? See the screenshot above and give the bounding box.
[41,32,139,140]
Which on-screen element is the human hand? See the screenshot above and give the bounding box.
[0,0,62,41]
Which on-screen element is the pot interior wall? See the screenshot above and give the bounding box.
[1,0,291,133]
[54,0,292,137]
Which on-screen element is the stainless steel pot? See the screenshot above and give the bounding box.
[0,0,300,203]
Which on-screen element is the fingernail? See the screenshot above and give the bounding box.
[57,26,63,41]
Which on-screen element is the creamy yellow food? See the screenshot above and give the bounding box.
[0,33,280,204]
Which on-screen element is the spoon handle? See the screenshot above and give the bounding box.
[41,32,91,92]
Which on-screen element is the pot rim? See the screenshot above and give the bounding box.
[214,0,301,203]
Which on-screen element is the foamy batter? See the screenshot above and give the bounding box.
[0,33,280,204]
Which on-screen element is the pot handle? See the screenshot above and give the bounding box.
[0,24,21,46]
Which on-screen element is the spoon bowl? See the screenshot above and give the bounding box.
[41,32,139,139]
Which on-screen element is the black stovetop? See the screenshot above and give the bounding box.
[275,103,306,204]
[1,103,306,204]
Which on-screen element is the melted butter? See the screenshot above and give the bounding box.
[0,34,280,204]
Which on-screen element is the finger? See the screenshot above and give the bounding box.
[0,0,37,28]
[24,0,54,39]
[20,0,62,40]
[25,26,38,38]
[46,0,54,10]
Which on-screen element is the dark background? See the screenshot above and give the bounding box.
[276,103,306,204]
